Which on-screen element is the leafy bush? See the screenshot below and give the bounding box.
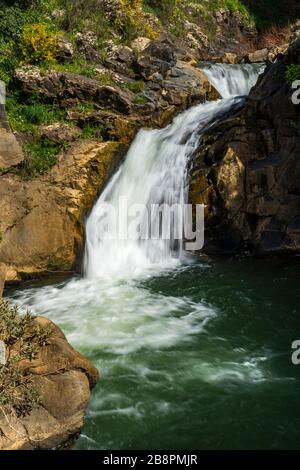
[144,0,176,17]
[0,300,52,417]
[0,5,38,43]
[60,0,109,32]
[286,64,300,85]
[115,0,157,39]
[21,23,58,64]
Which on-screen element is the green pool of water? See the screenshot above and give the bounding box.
[7,256,300,450]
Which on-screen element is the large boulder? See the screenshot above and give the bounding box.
[0,128,24,169]
[0,141,127,282]
[76,31,99,63]
[189,54,300,255]
[135,39,176,80]
[0,315,99,450]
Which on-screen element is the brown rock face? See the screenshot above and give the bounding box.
[39,123,81,143]
[189,56,300,255]
[0,129,24,169]
[0,141,127,281]
[0,263,6,297]
[0,316,99,450]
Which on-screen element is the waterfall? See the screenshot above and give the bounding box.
[84,63,265,279]
[198,63,265,99]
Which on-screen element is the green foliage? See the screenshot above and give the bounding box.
[21,140,64,176]
[50,57,98,78]
[80,123,104,139]
[0,42,19,85]
[286,64,300,85]
[0,5,39,43]
[132,93,148,105]
[222,0,250,16]
[115,0,158,40]
[21,23,59,64]
[0,300,52,417]
[6,96,65,133]
[144,0,176,18]
[122,80,145,93]
[60,0,105,31]
[242,0,300,29]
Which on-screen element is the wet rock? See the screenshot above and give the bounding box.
[221,52,239,64]
[247,48,269,63]
[66,109,137,142]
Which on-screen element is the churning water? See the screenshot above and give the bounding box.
[8,63,300,450]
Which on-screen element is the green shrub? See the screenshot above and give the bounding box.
[21,23,58,64]
[80,123,104,139]
[0,300,52,417]
[0,6,38,43]
[115,0,158,39]
[50,57,98,79]
[122,80,145,93]
[144,0,176,17]
[21,140,64,176]
[286,64,300,85]
[132,93,148,105]
[6,96,66,133]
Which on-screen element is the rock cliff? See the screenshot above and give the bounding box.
[189,42,300,254]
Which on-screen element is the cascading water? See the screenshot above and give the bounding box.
[198,62,265,99]
[84,63,265,280]
[7,64,294,452]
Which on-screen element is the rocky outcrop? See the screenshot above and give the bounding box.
[15,66,134,115]
[14,49,218,140]
[39,123,81,143]
[175,8,258,63]
[0,127,24,169]
[0,315,99,450]
[189,50,300,255]
[0,141,127,282]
